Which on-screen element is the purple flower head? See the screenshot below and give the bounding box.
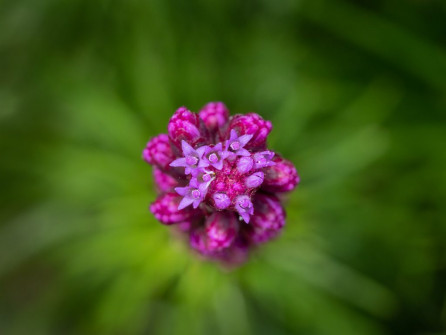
[144,103,299,266]
[174,178,208,210]
[169,140,206,175]
[199,143,230,170]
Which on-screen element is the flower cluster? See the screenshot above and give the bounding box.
[143,102,299,265]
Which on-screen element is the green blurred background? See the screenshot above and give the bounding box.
[1,0,445,334]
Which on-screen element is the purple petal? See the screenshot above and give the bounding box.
[212,160,224,170]
[181,140,195,156]
[192,199,202,209]
[229,129,238,141]
[238,134,253,147]
[198,182,209,195]
[189,178,200,188]
[170,157,187,167]
[174,186,189,196]
[220,150,231,160]
[185,167,195,175]
[198,160,210,168]
[178,196,195,210]
[196,146,207,157]
[236,148,250,157]
[240,212,250,223]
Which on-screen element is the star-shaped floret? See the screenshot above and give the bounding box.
[174,178,208,210]
[170,140,206,175]
[199,143,230,170]
[225,130,253,157]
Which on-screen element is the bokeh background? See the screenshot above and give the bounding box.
[1,0,446,334]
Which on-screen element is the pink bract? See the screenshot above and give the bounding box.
[143,102,299,266]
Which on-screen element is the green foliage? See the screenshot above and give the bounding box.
[0,0,445,334]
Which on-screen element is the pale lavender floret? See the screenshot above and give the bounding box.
[170,140,206,175]
[235,195,254,223]
[175,178,208,210]
[199,143,230,170]
[213,192,231,209]
[237,156,254,174]
[245,171,264,188]
[225,129,253,157]
[253,150,276,169]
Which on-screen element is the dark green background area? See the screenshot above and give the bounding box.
[0,0,445,334]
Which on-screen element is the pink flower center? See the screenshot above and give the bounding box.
[208,153,218,163]
[186,156,198,166]
[240,198,251,209]
[191,189,201,199]
[230,141,240,151]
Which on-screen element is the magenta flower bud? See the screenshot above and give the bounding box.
[213,192,231,209]
[143,134,176,170]
[236,156,254,174]
[263,156,300,193]
[235,195,254,223]
[248,193,285,243]
[190,228,208,254]
[205,212,238,252]
[168,107,205,149]
[199,102,229,131]
[150,192,199,225]
[228,113,272,150]
[152,167,179,193]
[245,171,264,188]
